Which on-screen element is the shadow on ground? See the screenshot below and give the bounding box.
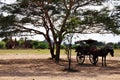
[0,58,119,77]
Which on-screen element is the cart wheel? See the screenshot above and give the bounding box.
[76,52,85,64]
[89,54,98,65]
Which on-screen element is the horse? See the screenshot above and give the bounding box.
[89,45,114,66]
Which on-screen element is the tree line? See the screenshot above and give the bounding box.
[0,38,48,49]
[0,38,119,49]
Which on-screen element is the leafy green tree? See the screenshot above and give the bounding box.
[0,0,120,62]
[32,40,39,49]
[18,38,24,48]
[60,45,65,49]
[0,41,6,48]
[39,41,49,49]
[33,41,48,49]
[114,43,119,49]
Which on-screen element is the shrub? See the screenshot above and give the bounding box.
[32,40,40,49]
[39,42,48,49]
[60,45,65,49]
[0,41,6,49]
[32,41,48,49]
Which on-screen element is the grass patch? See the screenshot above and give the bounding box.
[0,49,119,57]
[0,49,50,54]
[0,49,76,55]
[114,49,120,57]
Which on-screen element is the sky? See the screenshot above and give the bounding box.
[0,0,16,4]
[0,0,120,43]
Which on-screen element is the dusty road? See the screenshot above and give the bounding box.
[0,54,120,80]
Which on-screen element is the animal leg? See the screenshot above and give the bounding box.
[103,57,107,67]
[102,57,103,66]
[105,57,107,66]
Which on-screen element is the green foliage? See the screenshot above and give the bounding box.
[114,43,120,49]
[0,15,16,27]
[39,42,49,49]
[0,14,18,37]
[32,40,40,49]
[32,41,48,49]
[67,17,81,30]
[20,17,32,23]
[60,45,65,49]
[0,0,119,39]
[71,44,77,49]
[20,0,29,8]
[18,38,24,48]
[0,41,6,49]
[81,9,120,34]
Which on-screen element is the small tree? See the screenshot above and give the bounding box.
[64,33,73,71]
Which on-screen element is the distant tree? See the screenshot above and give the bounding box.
[32,40,40,49]
[38,41,49,49]
[106,42,114,48]
[0,41,6,48]
[18,38,25,48]
[114,43,120,49]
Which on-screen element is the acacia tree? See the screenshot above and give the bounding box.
[110,5,120,33]
[0,0,119,62]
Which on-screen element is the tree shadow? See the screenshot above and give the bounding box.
[0,58,119,77]
[63,68,79,72]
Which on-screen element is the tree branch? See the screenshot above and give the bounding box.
[14,23,45,36]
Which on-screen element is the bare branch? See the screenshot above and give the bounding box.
[14,23,45,36]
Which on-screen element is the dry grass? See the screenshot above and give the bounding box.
[0,49,50,54]
[114,49,120,57]
[0,49,119,57]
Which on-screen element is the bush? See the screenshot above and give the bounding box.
[0,41,6,49]
[39,42,48,49]
[32,41,48,49]
[32,41,40,49]
[71,44,77,49]
[60,45,65,49]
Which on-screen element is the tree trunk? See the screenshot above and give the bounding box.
[55,42,61,63]
[48,41,55,59]
[68,44,72,70]
[49,44,55,59]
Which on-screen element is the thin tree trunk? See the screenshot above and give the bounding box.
[68,44,72,70]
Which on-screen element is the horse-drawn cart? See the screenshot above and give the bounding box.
[75,39,98,64]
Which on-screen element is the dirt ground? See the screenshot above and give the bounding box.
[0,54,120,80]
